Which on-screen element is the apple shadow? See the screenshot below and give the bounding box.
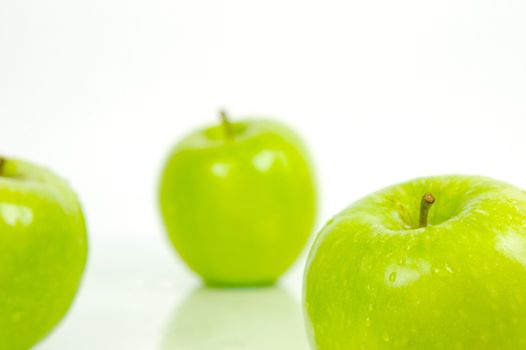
[161,286,310,350]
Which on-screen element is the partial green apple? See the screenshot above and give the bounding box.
[0,157,88,350]
[159,112,316,287]
[305,175,526,350]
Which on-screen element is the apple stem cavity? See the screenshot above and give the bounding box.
[0,157,5,176]
[220,109,234,140]
[419,193,436,228]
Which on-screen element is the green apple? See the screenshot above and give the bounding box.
[159,112,316,287]
[304,175,526,350]
[0,157,88,350]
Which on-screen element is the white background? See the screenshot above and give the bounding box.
[1,0,526,349]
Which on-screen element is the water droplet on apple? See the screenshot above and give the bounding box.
[388,271,397,282]
[445,263,454,273]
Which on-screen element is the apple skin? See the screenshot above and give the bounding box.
[159,118,316,287]
[304,175,526,350]
[0,158,88,350]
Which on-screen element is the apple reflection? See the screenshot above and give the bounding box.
[162,286,310,350]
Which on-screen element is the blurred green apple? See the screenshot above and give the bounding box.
[0,157,88,349]
[305,175,526,349]
[159,112,316,287]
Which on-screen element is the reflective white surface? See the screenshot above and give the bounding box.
[36,236,309,350]
[163,287,309,350]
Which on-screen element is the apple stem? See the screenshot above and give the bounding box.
[220,109,234,140]
[419,193,436,228]
[0,157,5,176]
